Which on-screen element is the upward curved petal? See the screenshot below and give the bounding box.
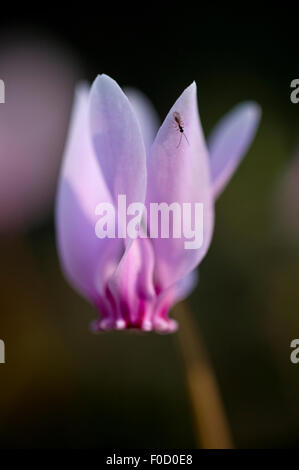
[56,84,122,301]
[208,102,261,199]
[124,87,160,155]
[107,237,156,330]
[146,82,214,290]
[152,269,198,333]
[89,75,147,210]
[173,269,198,303]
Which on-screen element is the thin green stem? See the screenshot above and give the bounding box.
[173,302,234,449]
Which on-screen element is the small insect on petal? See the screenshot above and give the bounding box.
[173,111,190,148]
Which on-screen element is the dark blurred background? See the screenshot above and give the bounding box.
[0,11,299,448]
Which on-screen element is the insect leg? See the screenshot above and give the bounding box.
[183,132,190,145]
[176,132,183,148]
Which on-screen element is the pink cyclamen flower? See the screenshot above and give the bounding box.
[56,75,261,333]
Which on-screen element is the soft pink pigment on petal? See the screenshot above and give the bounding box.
[146,82,214,290]
[208,102,261,199]
[106,237,156,330]
[56,84,122,302]
[89,75,147,212]
[152,269,198,333]
[172,269,198,303]
[124,87,160,155]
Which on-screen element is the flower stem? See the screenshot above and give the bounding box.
[173,302,234,449]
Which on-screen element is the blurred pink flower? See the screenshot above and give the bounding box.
[56,75,260,333]
[0,36,80,232]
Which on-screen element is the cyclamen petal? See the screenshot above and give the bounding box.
[151,270,198,333]
[208,102,261,199]
[106,237,156,330]
[89,75,147,209]
[56,75,261,333]
[124,87,160,154]
[146,82,214,290]
[56,84,122,300]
